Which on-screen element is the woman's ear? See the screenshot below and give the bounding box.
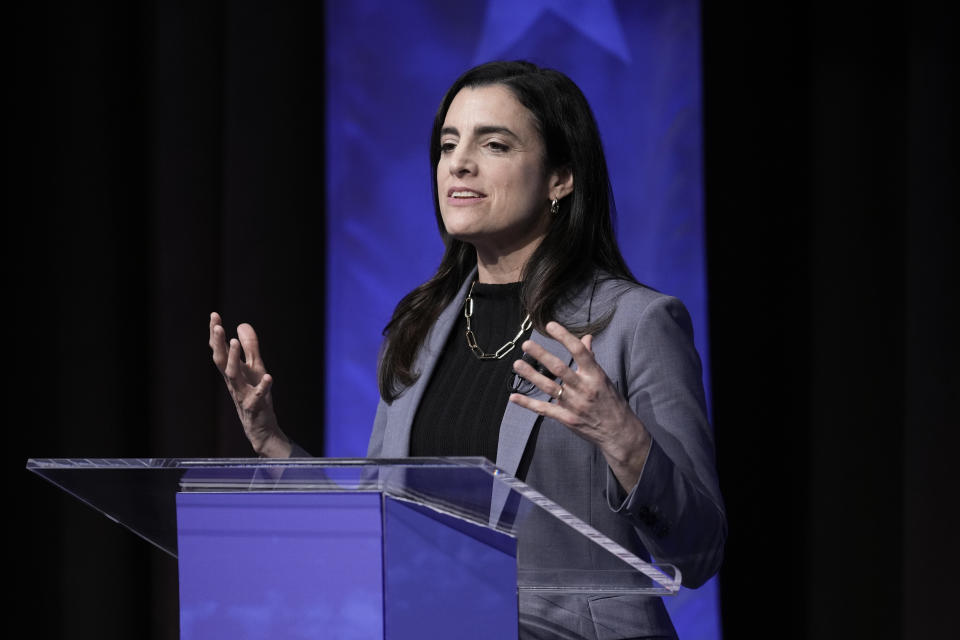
[550,165,574,201]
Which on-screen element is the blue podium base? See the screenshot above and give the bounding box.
[176,492,518,639]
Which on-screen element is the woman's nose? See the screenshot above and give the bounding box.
[449,146,477,177]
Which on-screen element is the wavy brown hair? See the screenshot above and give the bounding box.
[378,61,636,402]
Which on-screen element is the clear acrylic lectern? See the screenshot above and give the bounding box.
[27,457,679,639]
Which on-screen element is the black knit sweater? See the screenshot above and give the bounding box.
[409,282,532,463]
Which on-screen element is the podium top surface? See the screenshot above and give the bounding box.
[27,457,680,594]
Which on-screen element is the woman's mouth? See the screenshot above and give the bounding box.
[447,188,486,200]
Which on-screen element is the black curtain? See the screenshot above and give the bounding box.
[13,2,325,637]
[12,1,956,638]
[703,1,957,638]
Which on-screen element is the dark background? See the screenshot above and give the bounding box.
[12,1,956,638]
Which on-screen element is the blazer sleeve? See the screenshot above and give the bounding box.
[606,294,726,589]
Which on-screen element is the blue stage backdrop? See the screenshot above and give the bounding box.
[325,2,717,637]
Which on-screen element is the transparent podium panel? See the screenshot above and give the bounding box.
[26,457,681,595]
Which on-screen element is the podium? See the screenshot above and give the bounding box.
[27,458,679,639]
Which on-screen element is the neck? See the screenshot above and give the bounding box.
[474,236,542,284]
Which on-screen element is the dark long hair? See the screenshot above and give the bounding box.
[378,61,636,401]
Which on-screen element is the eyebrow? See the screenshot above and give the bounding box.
[440,125,521,140]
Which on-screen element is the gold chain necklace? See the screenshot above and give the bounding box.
[463,281,532,360]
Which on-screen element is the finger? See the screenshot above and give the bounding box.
[582,334,593,352]
[211,325,230,370]
[224,338,243,381]
[546,321,598,372]
[255,373,273,396]
[236,323,264,368]
[520,340,576,386]
[209,313,229,371]
[513,358,564,398]
[209,311,223,347]
[509,392,580,425]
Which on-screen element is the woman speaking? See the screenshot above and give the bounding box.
[210,61,725,639]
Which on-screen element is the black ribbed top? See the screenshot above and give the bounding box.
[409,282,531,463]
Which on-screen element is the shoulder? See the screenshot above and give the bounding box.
[586,277,704,402]
[576,276,696,358]
[591,275,691,327]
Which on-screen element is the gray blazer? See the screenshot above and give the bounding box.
[368,271,726,640]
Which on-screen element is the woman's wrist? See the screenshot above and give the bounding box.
[604,416,652,491]
[255,429,292,459]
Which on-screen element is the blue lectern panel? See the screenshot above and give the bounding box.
[177,492,384,640]
[383,496,518,639]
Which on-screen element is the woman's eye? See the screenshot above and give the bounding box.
[440,141,457,153]
[487,141,509,152]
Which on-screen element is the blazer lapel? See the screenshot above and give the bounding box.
[379,271,477,457]
[490,327,575,528]
[496,277,597,476]
[495,329,572,476]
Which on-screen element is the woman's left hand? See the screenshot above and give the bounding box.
[510,321,652,491]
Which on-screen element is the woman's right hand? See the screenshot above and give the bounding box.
[209,312,291,458]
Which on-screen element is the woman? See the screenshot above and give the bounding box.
[211,61,725,639]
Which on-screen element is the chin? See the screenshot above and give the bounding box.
[440,216,482,240]
[444,228,483,245]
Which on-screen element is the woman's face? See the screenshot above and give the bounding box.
[437,85,562,260]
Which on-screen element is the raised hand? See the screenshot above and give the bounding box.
[509,321,651,491]
[209,312,291,458]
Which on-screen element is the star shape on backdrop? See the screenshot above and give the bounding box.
[473,0,631,64]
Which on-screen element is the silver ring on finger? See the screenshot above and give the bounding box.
[555,385,564,401]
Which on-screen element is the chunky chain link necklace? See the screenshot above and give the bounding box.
[463,281,532,360]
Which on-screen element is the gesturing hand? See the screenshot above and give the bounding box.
[209,312,291,458]
[509,321,651,491]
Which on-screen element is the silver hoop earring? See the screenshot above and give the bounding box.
[550,198,559,215]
